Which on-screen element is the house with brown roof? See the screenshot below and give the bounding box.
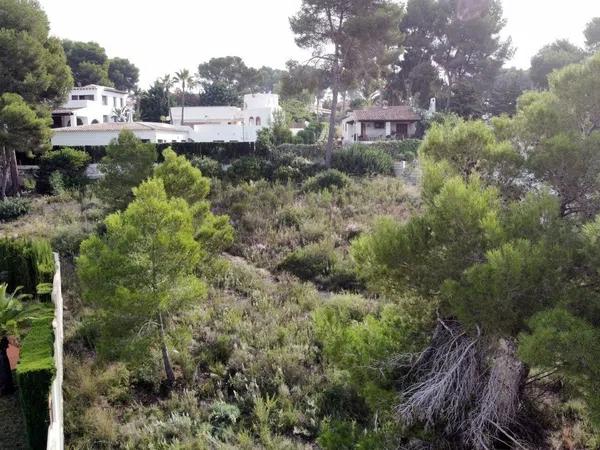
[341,105,422,144]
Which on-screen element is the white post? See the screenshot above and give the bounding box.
[70,114,76,127]
[385,121,391,137]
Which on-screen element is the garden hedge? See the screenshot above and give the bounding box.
[16,317,55,450]
[0,238,54,300]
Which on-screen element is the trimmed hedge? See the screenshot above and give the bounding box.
[16,317,55,450]
[0,238,54,300]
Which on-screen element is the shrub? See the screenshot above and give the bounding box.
[277,144,324,161]
[37,147,91,194]
[190,155,223,178]
[373,139,422,161]
[303,169,350,192]
[95,130,157,211]
[278,242,338,281]
[16,317,55,450]
[0,197,31,221]
[332,145,394,176]
[227,156,272,182]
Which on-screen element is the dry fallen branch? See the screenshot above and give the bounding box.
[395,320,528,450]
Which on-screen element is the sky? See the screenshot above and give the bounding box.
[38,0,600,88]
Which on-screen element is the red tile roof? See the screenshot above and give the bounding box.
[347,105,421,122]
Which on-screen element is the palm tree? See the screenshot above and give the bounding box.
[160,74,175,123]
[173,69,197,126]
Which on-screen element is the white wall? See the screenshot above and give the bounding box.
[61,86,129,126]
[46,253,64,450]
[52,129,189,147]
[170,106,242,126]
[190,124,261,143]
[244,93,279,109]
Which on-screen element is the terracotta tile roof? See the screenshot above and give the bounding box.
[347,105,421,122]
[53,122,191,133]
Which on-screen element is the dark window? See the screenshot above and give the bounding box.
[102,96,108,105]
[255,117,262,126]
[374,122,385,129]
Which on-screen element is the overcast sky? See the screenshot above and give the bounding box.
[38,0,600,88]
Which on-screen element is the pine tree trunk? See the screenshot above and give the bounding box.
[158,312,175,387]
[8,149,18,196]
[325,69,340,168]
[0,147,9,200]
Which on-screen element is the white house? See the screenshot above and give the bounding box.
[52,85,132,128]
[170,93,280,143]
[51,122,191,147]
[341,105,421,144]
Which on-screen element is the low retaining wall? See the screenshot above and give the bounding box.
[46,253,64,450]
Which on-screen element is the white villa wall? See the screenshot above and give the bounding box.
[58,86,129,127]
[52,129,189,147]
[171,106,242,126]
[191,124,261,143]
[169,93,280,143]
[244,93,279,110]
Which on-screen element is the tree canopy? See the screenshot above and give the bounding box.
[0,0,72,106]
[290,0,404,165]
[529,39,586,89]
[351,51,600,446]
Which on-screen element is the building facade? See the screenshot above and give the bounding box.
[170,93,280,143]
[341,105,421,144]
[52,85,131,128]
[51,122,191,147]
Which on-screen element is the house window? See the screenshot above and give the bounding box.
[103,115,109,123]
[255,117,261,126]
[72,94,95,101]
[249,117,255,126]
[102,96,108,105]
[374,122,385,129]
[120,98,124,107]
[113,97,117,107]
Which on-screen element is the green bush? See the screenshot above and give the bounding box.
[37,147,91,194]
[332,145,394,176]
[277,144,324,161]
[0,238,54,299]
[303,169,350,192]
[0,197,31,221]
[227,156,272,182]
[373,139,422,161]
[16,317,55,450]
[278,242,338,281]
[190,155,223,178]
